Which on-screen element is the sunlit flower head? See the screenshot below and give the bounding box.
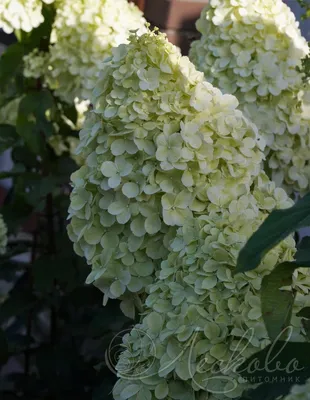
[0,0,54,34]
[190,0,310,194]
[46,0,146,103]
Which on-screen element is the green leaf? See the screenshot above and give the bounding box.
[0,43,25,85]
[16,90,55,154]
[0,192,33,232]
[296,306,310,340]
[0,125,20,154]
[0,164,26,180]
[297,307,310,319]
[238,341,310,381]
[18,90,54,119]
[240,381,298,400]
[236,193,310,274]
[295,236,310,267]
[16,117,45,155]
[24,175,64,209]
[261,262,298,341]
[17,4,55,51]
[11,145,38,168]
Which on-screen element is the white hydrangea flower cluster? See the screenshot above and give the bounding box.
[68,29,267,316]
[0,0,54,34]
[67,30,310,399]
[113,173,310,400]
[0,215,8,255]
[189,0,310,194]
[23,49,50,79]
[283,379,310,400]
[46,0,146,103]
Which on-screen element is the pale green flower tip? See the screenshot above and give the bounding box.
[190,0,310,193]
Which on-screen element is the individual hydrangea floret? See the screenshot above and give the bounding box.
[190,0,310,194]
[46,0,146,103]
[0,215,8,255]
[67,29,265,317]
[0,0,54,34]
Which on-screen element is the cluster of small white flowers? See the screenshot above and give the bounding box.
[23,49,50,79]
[113,172,310,400]
[68,29,265,316]
[0,215,8,255]
[0,0,54,34]
[190,0,310,194]
[283,379,310,400]
[67,30,310,399]
[46,0,146,103]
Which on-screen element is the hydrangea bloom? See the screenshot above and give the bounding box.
[68,29,310,400]
[23,49,50,79]
[113,173,310,400]
[46,0,146,103]
[68,29,265,316]
[0,215,8,255]
[0,0,54,34]
[190,0,310,194]
[283,379,310,400]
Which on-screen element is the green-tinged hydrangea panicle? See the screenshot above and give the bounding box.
[190,0,310,194]
[113,173,310,400]
[68,29,266,317]
[283,378,310,400]
[0,0,54,34]
[46,0,146,103]
[0,215,8,255]
[58,30,310,400]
